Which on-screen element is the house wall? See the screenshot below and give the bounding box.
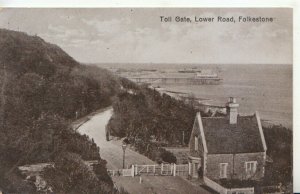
[206,152,266,181]
[234,152,265,180]
[205,154,232,178]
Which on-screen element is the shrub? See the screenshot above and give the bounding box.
[159,148,177,164]
[43,152,113,194]
[263,125,292,186]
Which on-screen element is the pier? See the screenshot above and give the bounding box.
[127,77,221,85]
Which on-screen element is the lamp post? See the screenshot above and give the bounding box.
[122,143,127,169]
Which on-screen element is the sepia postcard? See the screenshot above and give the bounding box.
[0,8,293,194]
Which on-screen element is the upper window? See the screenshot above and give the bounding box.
[194,136,198,151]
[220,163,228,178]
[245,161,257,175]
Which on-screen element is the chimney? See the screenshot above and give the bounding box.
[226,97,239,124]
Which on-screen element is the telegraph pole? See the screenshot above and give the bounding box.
[122,143,127,168]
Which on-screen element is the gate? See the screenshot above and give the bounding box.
[135,164,158,175]
[175,164,189,176]
[107,166,134,177]
[160,163,173,176]
[122,169,133,177]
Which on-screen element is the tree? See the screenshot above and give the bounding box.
[43,153,113,194]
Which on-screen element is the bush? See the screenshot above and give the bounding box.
[262,125,292,186]
[159,148,177,164]
[43,152,113,194]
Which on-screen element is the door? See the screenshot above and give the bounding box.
[193,162,198,178]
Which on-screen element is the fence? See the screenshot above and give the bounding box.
[108,163,188,177]
[107,166,134,177]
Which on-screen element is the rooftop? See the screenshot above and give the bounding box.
[201,115,264,154]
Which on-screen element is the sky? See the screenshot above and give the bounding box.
[0,8,293,64]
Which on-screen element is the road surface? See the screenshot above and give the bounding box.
[112,176,214,194]
[78,108,212,194]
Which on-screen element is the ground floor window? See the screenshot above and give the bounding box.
[245,161,257,175]
[219,163,228,178]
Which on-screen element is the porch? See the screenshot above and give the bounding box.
[188,156,202,179]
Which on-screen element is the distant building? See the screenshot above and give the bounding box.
[188,97,267,193]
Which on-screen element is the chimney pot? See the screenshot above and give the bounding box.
[226,97,239,124]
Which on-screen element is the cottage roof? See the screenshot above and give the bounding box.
[200,114,265,154]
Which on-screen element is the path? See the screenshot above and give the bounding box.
[77,108,155,169]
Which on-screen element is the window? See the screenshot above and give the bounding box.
[194,136,198,151]
[245,161,257,175]
[219,163,228,178]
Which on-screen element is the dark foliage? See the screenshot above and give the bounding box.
[131,140,176,164]
[159,148,177,164]
[107,86,197,146]
[106,85,194,163]
[0,29,121,193]
[263,125,292,186]
[43,153,113,194]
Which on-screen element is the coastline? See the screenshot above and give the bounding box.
[151,85,292,129]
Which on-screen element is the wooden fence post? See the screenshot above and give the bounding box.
[147,165,149,173]
[173,164,176,176]
[131,165,135,177]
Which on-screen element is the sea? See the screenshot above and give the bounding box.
[98,63,293,129]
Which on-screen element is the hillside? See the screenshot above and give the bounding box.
[0,29,123,193]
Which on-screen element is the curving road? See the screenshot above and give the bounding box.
[77,108,155,169]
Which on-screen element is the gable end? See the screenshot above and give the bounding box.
[197,112,208,153]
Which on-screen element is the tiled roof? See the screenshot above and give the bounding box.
[202,115,264,154]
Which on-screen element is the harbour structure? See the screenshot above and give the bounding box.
[117,67,222,85]
[126,76,221,85]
